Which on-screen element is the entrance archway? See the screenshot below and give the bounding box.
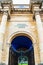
[8,35,35,65]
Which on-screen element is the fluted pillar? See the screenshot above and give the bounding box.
[0,12,8,64]
[35,12,43,64]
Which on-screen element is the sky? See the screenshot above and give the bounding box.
[12,0,30,4]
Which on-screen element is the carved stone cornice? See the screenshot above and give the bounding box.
[30,0,43,4]
[0,1,43,15]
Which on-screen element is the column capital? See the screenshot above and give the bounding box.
[2,11,9,19]
[3,11,10,20]
[35,11,39,15]
[3,11,8,16]
[33,11,40,20]
[34,11,41,20]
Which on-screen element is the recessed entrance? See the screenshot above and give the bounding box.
[8,35,35,65]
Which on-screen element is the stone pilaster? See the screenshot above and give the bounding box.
[5,44,10,65]
[35,12,43,64]
[0,12,8,64]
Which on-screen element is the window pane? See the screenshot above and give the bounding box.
[12,0,30,4]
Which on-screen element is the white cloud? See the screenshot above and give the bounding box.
[12,0,30,4]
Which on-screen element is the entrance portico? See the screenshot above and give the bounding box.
[0,0,43,65]
[8,35,35,65]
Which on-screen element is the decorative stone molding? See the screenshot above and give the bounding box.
[7,31,36,45]
[0,0,12,4]
[31,0,43,4]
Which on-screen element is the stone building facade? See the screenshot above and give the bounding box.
[0,0,43,65]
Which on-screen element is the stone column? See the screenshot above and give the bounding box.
[35,12,43,64]
[0,12,8,64]
[5,44,10,65]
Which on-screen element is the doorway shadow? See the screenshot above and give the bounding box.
[8,35,35,65]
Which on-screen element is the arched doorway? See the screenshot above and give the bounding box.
[8,35,35,65]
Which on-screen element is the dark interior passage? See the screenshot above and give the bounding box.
[8,35,35,65]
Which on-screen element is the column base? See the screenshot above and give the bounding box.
[0,63,6,65]
[38,63,43,65]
